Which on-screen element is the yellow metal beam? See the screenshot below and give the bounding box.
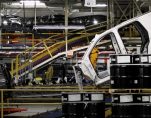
[11,59,15,78]
[1,90,3,118]
[105,108,112,118]
[1,103,61,105]
[0,89,107,93]
[43,41,53,57]
[15,85,95,88]
[32,33,35,48]
[15,55,19,79]
[12,21,107,76]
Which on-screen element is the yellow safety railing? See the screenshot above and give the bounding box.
[11,21,108,78]
[2,88,151,117]
[0,87,111,118]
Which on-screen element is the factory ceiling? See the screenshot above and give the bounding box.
[1,0,108,17]
[0,0,150,18]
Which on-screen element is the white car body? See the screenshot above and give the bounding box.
[81,12,151,85]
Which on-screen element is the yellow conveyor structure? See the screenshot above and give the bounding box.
[11,21,107,79]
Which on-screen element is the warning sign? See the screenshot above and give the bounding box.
[84,0,96,7]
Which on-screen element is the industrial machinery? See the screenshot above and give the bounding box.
[81,12,151,85]
[0,64,13,89]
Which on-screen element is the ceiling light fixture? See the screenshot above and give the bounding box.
[95,4,107,7]
[85,0,107,8]
[20,0,44,5]
[93,19,98,24]
[12,0,46,8]
[3,20,8,25]
[1,13,4,16]
[33,25,85,30]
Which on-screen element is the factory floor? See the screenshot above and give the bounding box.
[4,105,61,118]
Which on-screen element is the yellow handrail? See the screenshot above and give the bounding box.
[12,31,105,77]
[12,21,108,77]
[11,59,15,78]
[18,21,107,57]
[0,87,109,118]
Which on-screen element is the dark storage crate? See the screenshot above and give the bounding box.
[110,55,132,64]
[62,93,82,102]
[140,55,149,64]
[110,65,119,77]
[112,104,151,118]
[110,54,151,64]
[143,65,151,76]
[111,75,142,88]
[118,65,141,77]
[112,94,151,118]
[62,103,85,117]
[62,93,104,102]
[133,94,142,103]
[85,102,105,118]
[110,55,117,64]
[140,105,151,118]
[112,94,133,103]
[142,77,151,88]
[63,114,83,118]
[62,93,105,118]
[110,77,121,88]
[132,55,140,64]
[110,55,151,88]
[112,104,133,118]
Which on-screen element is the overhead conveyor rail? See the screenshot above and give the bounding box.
[11,21,108,78]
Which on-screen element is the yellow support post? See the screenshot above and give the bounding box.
[1,90,3,118]
[43,41,52,57]
[11,59,14,78]
[32,33,34,48]
[84,29,89,44]
[15,55,19,80]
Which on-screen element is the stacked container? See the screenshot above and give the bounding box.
[110,54,151,88]
[110,54,151,118]
[62,92,105,118]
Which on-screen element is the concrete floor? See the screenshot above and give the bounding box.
[4,105,61,117]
